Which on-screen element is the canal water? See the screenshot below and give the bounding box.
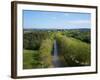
[52,40,64,67]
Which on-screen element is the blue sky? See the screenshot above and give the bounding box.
[23,10,91,29]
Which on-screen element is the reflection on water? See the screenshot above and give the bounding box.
[52,40,64,67]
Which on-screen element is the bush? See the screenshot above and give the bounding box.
[39,39,53,68]
[23,31,50,50]
[62,30,91,43]
[56,34,90,66]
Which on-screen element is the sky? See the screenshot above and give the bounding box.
[23,10,91,29]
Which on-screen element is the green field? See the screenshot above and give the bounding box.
[23,50,38,69]
[23,29,91,69]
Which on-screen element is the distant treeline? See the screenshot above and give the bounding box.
[24,28,90,32]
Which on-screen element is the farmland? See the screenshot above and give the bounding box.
[23,29,91,69]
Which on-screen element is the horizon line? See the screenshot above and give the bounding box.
[23,28,90,29]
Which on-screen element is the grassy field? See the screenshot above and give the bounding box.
[23,50,37,69]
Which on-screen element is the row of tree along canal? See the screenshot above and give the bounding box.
[52,34,90,67]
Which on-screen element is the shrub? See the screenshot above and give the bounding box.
[56,34,90,66]
[23,31,50,50]
[39,39,53,68]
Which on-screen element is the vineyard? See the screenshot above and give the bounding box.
[23,29,91,69]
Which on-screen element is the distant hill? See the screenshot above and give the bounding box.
[24,28,90,32]
[67,28,90,32]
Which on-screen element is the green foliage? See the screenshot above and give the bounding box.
[62,30,91,43]
[23,50,45,69]
[56,34,90,66]
[23,31,50,50]
[23,50,38,69]
[39,39,53,68]
[31,52,43,68]
[23,29,91,68]
[23,39,53,69]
